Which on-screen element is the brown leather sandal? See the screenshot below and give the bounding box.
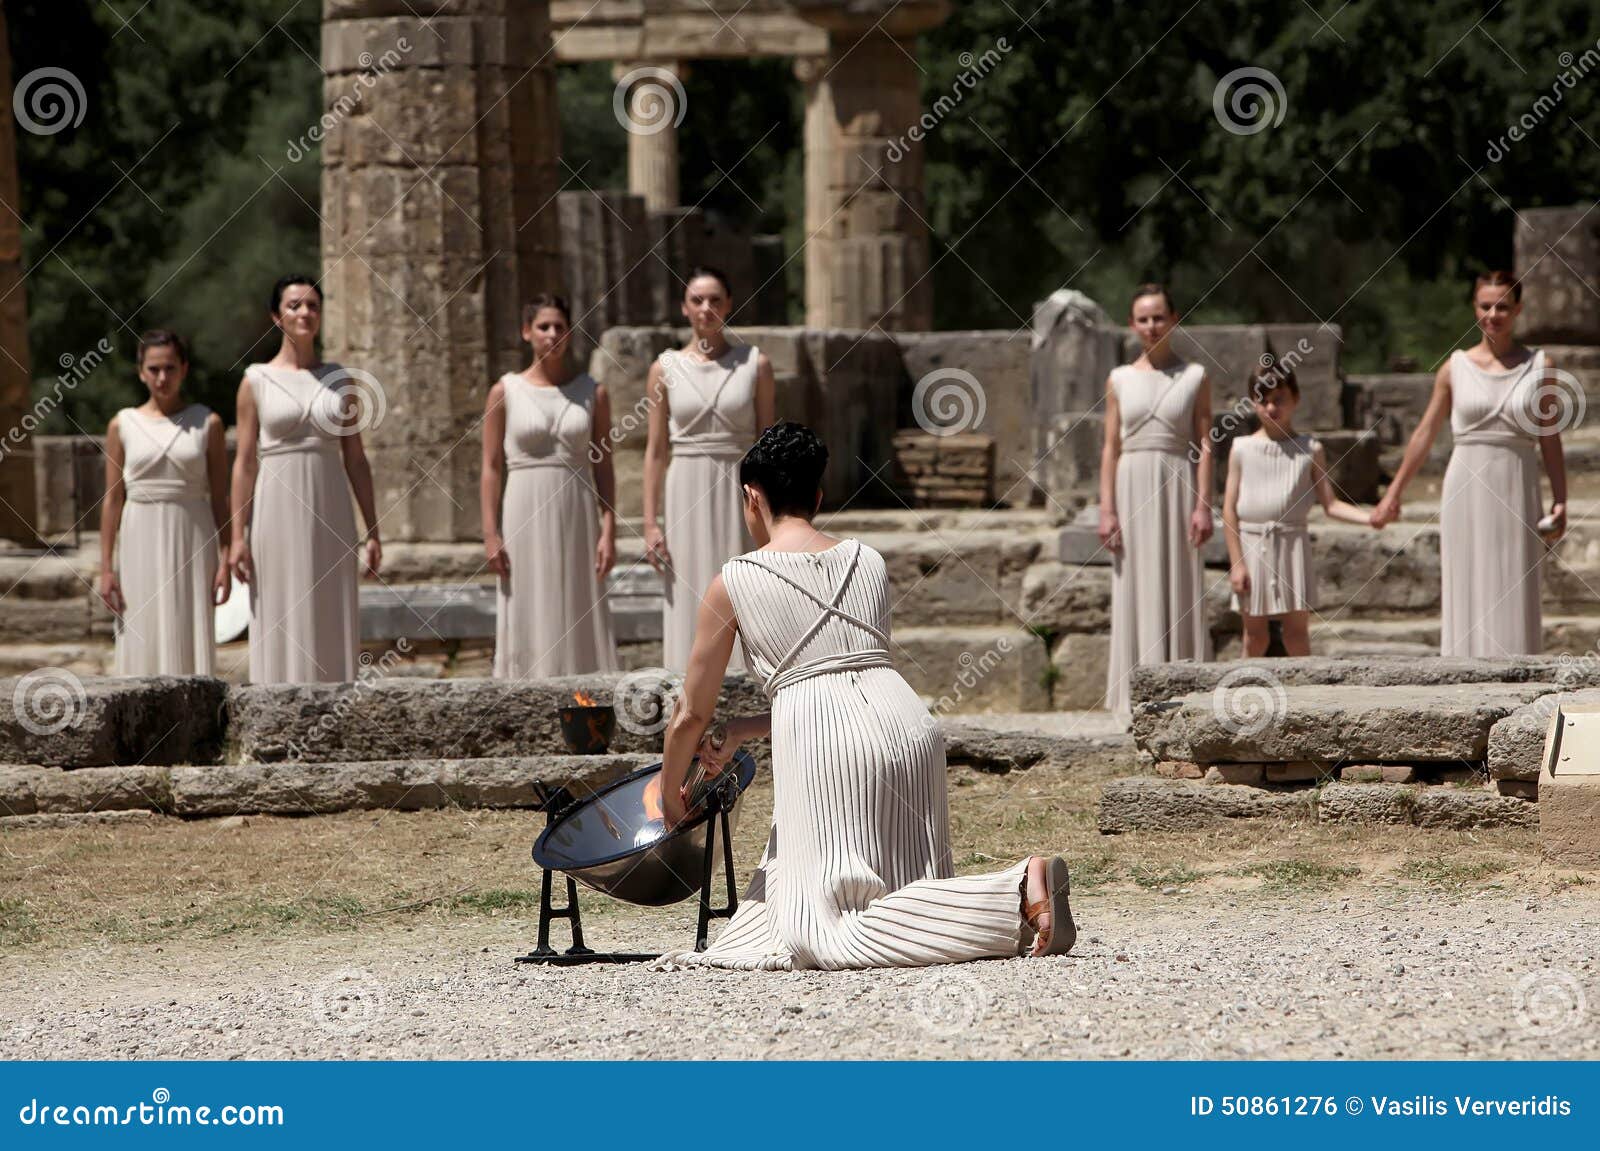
[1024,856,1077,957]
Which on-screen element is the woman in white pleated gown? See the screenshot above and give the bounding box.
[99,330,231,675]
[230,276,383,684]
[482,294,620,677]
[1372,270,1568,656]
[644,266,776,674]
[652,422,1076,971]
[1099,284,1214,719]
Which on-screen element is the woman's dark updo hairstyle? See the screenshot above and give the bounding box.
[522,292,572,327]
[686,264,733,299]
[136,328,188,366]
[270,274,322,315]
[739,421,828,519]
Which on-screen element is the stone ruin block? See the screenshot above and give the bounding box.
[896,330,1033,506]
[1515,204,1600,345]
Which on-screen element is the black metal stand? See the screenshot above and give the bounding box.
[515,777,740,967]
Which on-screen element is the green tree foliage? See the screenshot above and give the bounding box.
[9,0,320,430]
[10,0,1599,441]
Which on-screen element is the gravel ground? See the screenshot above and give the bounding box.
[5,886,1597,1060]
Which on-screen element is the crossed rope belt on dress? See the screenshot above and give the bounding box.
[125,478,208,504]
[1238,519,1310,539]
[507,454,587,472]
[669,432,747,460]
[1452,429,1537,450]
[726,538,894,701]
[260,437,340,458]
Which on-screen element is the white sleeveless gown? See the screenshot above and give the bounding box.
[661,345,758,674]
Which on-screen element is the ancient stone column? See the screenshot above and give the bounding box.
[319,0,563,542]
[792,1,949,332]
[615,61,685,212]
[1514,204,1600,345]
[0,9,40,543]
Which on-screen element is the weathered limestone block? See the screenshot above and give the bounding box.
[896,330,1033,506]
[1017,562,1110,636]
[1313,429,1381,503]
[1515,204,1600,345]
[30,765,173,814]
[1130,656,1563,707]
[881,529,1046,626]
[1155,760,1205,779]
[1036,411,1103,512]
[1348,372,1436,447]
[169,754,649,817]
[1317,782,1416,825]
[1048,633,1111,710]
[0,675,227,767]
[1497,779,1539,800]
[1029,290,1124,419]
[1169,324,1342,431]
[223,675,766,763]
[1488,690,1600,782]
[1413,787,1538,830]
[893,626,1047,713]
[1132,683,1554,764]
[0,765,46,815]
[1098,777,1313,833]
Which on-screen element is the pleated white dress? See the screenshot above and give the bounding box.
[655,538,1029,972]
[245,363,360,684]
[1230,434,1320,616]
[1440,349,1545,657]
[1105,362,1210,716]
[493,373,620,678]
[112,404,218,676]
[661,345,757,674]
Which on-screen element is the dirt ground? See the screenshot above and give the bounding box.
[3,761,1597,1059]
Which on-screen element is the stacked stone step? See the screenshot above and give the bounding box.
[1098,658,1577,835]
[0,674,1128,822]
[890,430,995,507]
